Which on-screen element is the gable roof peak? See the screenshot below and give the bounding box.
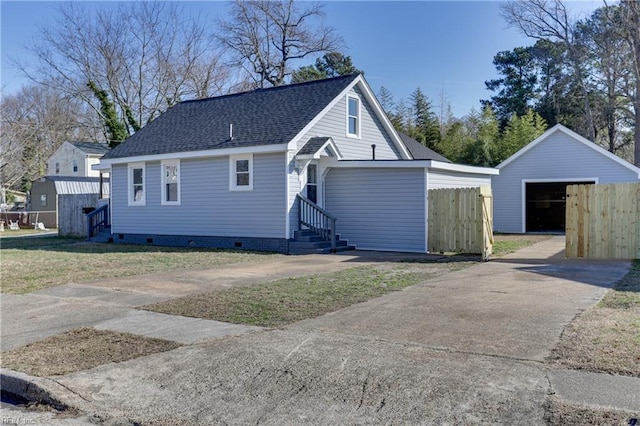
[497,123,640,177]
[102,73,362,160]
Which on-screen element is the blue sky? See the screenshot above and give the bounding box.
[1,1,603,118]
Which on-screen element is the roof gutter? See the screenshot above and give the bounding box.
[324,158,499,175]
[97,143,289,168]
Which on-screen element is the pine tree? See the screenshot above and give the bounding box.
[410,88,440,150]
[496,110,547,164]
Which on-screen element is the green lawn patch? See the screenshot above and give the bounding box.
[145,265,433,327]
[491,234,552,257]
[1,237,278,294]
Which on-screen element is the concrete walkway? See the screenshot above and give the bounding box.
[1,252,383,351]
[2,237,639,424]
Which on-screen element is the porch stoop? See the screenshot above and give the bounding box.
[289,229,355,254]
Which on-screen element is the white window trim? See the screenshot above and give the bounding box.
[346,94,361,139]
[161,159,181,205]
[128,162,146,206]
[229,154,253,191]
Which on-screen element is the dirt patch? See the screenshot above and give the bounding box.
[1,328,180,376]
[549,260,640,377]
[545,397,639,425]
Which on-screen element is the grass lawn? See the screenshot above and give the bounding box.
[545,397,639,426]
[549,260,640,377]
[1,328,180,376]
[145,262,470,327]
[0,228,57,237]
[0,234,554,384]
[491,234,553,257]
[1,237,279,294]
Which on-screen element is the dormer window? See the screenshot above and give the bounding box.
[347,95,360,138]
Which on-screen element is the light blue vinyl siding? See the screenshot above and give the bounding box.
[111,153,287,238]
[325,168,426,252]
[427,170,492,189]
[493,131,640,233]
[299,86,401,160]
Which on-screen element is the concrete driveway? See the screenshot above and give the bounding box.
[2,236,638,424]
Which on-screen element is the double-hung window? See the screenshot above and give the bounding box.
[229,154,253,191]
[347,95,360,137]
[161,160,180,205]
[72,160,78,173]
[128,162,145,206]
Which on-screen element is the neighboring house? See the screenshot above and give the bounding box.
[30,176,110,235]
[493,124,640,234]
[48,141,110,178]
[95,74,497,253]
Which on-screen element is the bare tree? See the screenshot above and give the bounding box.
[616,0,640,165]
[0,85,100,191]
[18,2,232,136]
[501,0,597,141]
[217,0,341,87]
[579,6,633,156]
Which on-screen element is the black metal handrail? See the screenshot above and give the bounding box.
[297,194,336,251]
[86,203,110,239]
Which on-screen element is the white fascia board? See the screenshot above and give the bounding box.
[327,159,431,168]
[92,162,111,171]
[97,143,289,167]
[295,137,343,160]
[428,160,500,175]
[326,159,497,176]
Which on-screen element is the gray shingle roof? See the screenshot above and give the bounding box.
[399,132,450,162]
[297,137,332,156]
[71,142,110,155]
[103,74,360,160]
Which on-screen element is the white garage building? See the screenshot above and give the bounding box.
[493,124,640,234]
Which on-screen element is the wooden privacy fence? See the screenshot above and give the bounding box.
[566,183,640,259]
[428,186,493,260]
[58,194,100,237]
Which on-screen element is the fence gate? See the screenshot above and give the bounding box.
[566,183,640,259]
[428,186,493,260]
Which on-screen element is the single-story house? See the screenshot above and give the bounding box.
[493,124,640,234]
[95,74,497,253]
[48,141,110,178]
[30,176,110,235]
